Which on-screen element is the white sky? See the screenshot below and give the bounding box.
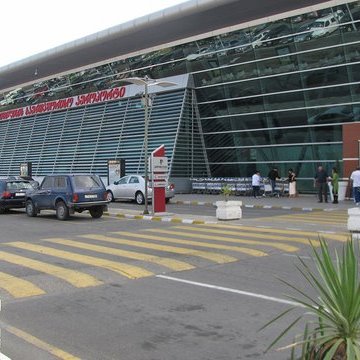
[0,0,187,67]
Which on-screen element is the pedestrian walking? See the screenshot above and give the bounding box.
[268,167,280,197]
[314,165,329,203]
[252,170,261,198]
[350,166,360,205]
[288,169,297,198]
[329,167,339,204]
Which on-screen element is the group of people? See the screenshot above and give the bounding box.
[314,165,338,203]
[251,165,360,205]
[251,167,297,199]
[314,165,360,205]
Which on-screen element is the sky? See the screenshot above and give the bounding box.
[0,0,187,67]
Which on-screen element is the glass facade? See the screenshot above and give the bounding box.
[1,1,360,190]
[0,88,208,178]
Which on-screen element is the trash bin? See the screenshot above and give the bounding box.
[338,180,348,201]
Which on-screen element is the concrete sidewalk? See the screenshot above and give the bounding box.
[171,193,355,211]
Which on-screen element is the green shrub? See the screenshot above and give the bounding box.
[220,184,233,200]
[261,239,360,359]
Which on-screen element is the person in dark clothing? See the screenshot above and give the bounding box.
[268,167,280,196]
[314,165,329,203]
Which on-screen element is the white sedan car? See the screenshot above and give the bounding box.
[106,175,175,204]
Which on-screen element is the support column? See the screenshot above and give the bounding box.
[343,123,360,198]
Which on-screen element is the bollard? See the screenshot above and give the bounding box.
[347,207,360,240]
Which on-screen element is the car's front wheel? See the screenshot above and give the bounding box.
[135,191,145,205]
[56,201,69,220]
[26,200,37,217]
[106,191,114,202]
[89,206,104,219]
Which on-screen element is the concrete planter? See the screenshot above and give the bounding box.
[216,200,242,220]
[347,207,360,240]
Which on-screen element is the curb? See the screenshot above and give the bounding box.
[170,200,342,212]
[105,212,216,225]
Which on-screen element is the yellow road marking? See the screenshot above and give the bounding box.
[148,228,299,252]
[170,226,317,246]
[276,213,346,222]
[44,238,194,271]
[5,325,80,360]
[6,242,153,280]
[275,217,347,227]
[79,234,237,264]
[114,232,268,257]
[0,250,101,287]
[0,271,45,298]
[202,224,349,242]
[256,215,346,225]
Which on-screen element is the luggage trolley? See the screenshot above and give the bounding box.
[275,178,289,197]
[191,178,206,194]
[262,179,273,197]
[235,178,247,196]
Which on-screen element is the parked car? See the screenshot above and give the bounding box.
[251,30,271,48]
[0,178,33,213]
[106,175,175,204]
[294,21,316,42]
[25,174,109,220]
[263,23,292,46]
[309,14,339,38]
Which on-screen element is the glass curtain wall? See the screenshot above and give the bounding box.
[190,2,360,190]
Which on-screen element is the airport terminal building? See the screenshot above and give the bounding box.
[0,0,359,191]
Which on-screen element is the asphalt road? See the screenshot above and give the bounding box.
[0,205,349,360]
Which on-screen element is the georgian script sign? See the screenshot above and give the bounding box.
[0,87,126,121]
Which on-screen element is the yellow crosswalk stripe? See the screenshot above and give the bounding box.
[5,325,81,360]
[257,213,346,225]
[5,242,153,280]
[114,231,268,257]
[0,250,101,288]
[0,271,45,298]
[148,228,299,252]
[202,224,348,242]
[275,214,346,223]
[44,238,194,271]
[79,234,237,264]
[170,226,317,246]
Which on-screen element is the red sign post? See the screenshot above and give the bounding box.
[151,145,168,213]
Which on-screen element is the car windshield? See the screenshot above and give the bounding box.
[6,181,32,190]
[73,175,103,190]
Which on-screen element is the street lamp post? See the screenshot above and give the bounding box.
[125,76,176,214]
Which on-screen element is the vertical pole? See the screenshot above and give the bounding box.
[143,83,149,214]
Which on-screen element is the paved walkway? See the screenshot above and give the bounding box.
[106,193,357,225]
[171,193,354,211]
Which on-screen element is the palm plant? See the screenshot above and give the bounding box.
[261,239,360,359]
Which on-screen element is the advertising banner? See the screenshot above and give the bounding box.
[107,159,125,185]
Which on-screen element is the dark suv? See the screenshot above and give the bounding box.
[0,178,33,213]
[25,174,109,220]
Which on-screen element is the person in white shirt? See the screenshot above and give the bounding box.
[252,170,261,198]
[350,166,360,205]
